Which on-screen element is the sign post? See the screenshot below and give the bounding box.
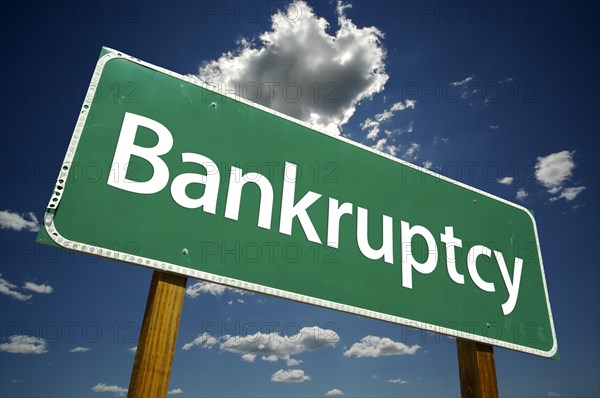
[128,271,187,398]
[457,339,498,398]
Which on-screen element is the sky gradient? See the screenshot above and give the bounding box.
[1,1,599,397]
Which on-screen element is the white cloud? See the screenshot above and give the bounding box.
[198,0,388,135]
[498,77,513,84]
[550,186,586,202]
[371,138,399,157]
[389,378,408,384]
[69,347,90,353]
[0,275,32,301]
[404,142,420,159]
[516,188,529,201]
[535,150,575,193]
[547,392,560,397]
[343,335,420,358]
[271,369,310,383]
[0,210,39,232]
[168,388,183,395]
[23,282,54,294]
[489,125,500,130]
[184,326,338,365]
[361,118,380,140]
[91,383,128,396]
[497,176,514,185]
[181,332,219,351]
[362,100,415,140]
[450,75,474,87]
[325,388,345,396]
[0,335,48,354]
[185,281,250,298]
[422,160,433,170]
[128,346,137,353]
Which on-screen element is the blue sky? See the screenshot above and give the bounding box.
[0,1,598,397]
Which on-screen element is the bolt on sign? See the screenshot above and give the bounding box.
[38,48,557,357]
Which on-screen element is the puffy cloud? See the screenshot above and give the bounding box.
[271,369,310,383]
[220,326,338,364]
[182,326,338,365]
[69,347,90,353]
[0,210,39,232]
[168,388,183,395]
[23,282,54,294]
[389,378,408,384]
[0,335,48,354]
[535,151,575,193]
[91,383,127,395]
[325,388,345,396]
[516,188,529,201]
[0,275,32,301]
[497,176,514,185]
[422,160,433,170]
[550,186,586,202]
[197,1,388,134]
[343,336,420,358]
[181,333,219,351]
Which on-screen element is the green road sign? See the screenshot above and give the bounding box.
[38,47,557,357]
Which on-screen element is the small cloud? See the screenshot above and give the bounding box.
[128,346,137,353]
[550,186,586,202]
[0,335,48,354]
[91,383,128,396]
[185,281,251,298]
[389,378,408,384]
[181,333,219,351]
[69,347,90,353]
[11,380,22,383]
[372,138,399,157]
[0,210,39,232]
[547,392,560,397]
[343,336,420,358]
[0,275,32,301]
[23,282,54,294]
[450,75,474,87]
[535,150,576,194]
[497,176,514,185]
[498,77,513,84]
[404,143,420,159]
[168,388,183,395]
[489,125,500,130]
[325,388,345,396]
[516,188,528,201]
[363,100,416,140]
[422,160,433,170]
[271,369,310,383]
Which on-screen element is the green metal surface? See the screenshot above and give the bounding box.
[37,49,556,357]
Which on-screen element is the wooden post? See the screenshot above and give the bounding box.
[128,271,187,398]
[456,338,499,398]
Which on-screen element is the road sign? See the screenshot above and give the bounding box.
[38,47,557,357]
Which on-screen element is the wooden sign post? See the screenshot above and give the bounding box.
[128,271,187,398]
[457,338,499,398]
